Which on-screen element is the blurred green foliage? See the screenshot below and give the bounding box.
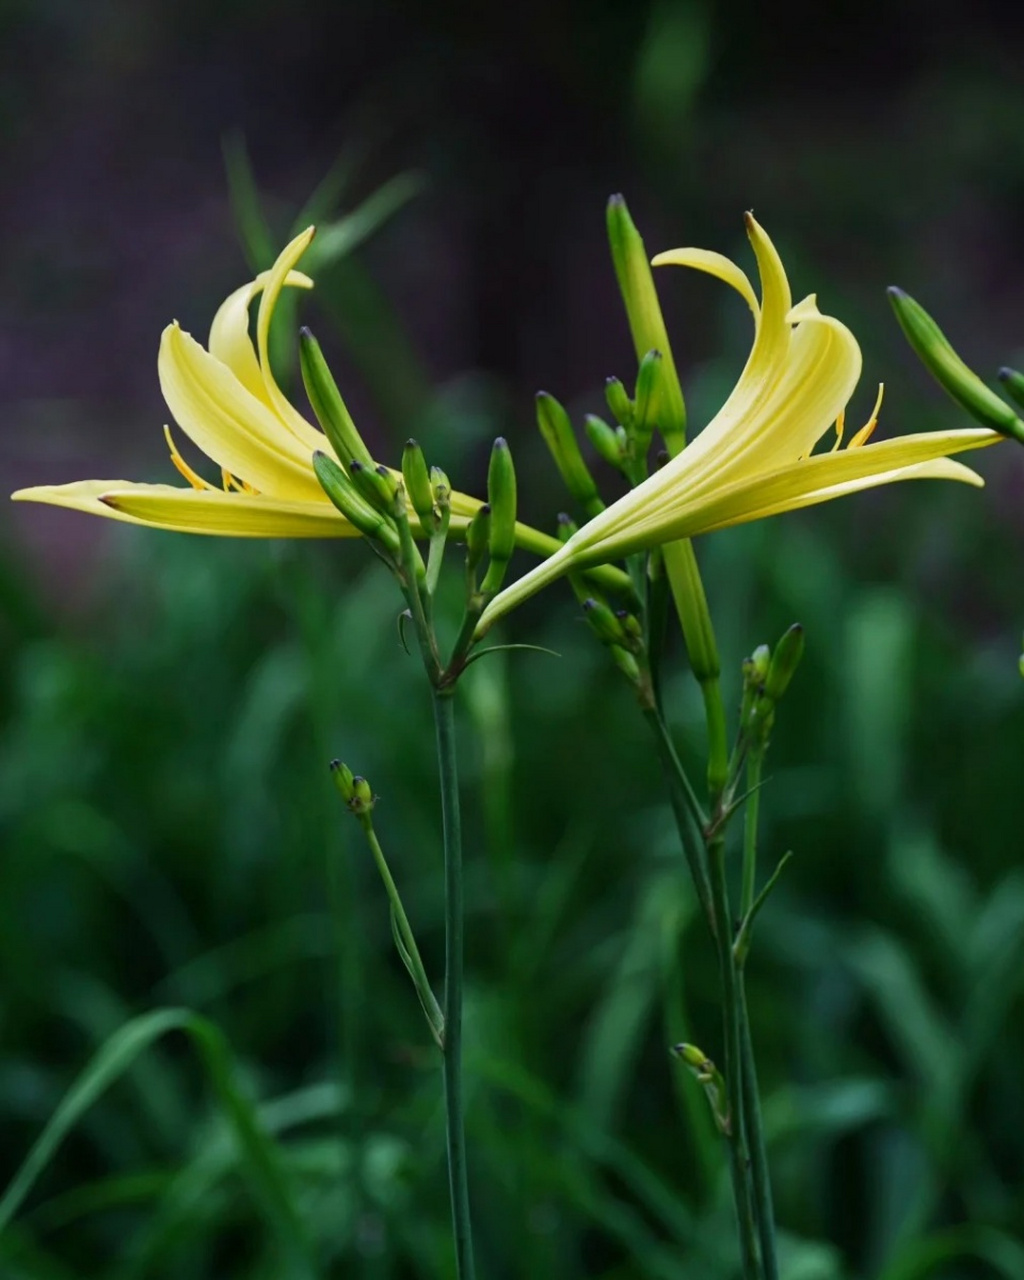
[3,1,1024,1277]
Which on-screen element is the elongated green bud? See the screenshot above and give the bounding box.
[998,367,1024,413]
[584,413,625,469]
[466,503,491,573]
[887,289,1024,442]
[349,460,401,516]
[604,376,633,428]
[402,439,435,526]
[633,349,662,445]
[299,328,374,468]
[480,438,516,594]
[535,392,604,517]
[313,452,400,554]
[556,512,578,543]
[430,465,451,514]
[765,623,804,703]
[606,194,686,449]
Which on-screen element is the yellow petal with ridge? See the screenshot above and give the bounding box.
[208,268,313,410]
[159,323,326,502]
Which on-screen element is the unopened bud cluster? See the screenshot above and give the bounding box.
[330,760,376,818]
[739,623,805,750]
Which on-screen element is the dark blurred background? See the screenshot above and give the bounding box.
[2,2,1024,1278]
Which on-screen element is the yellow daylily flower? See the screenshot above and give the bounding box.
[12,227,485,539]
[477,214,1001,634]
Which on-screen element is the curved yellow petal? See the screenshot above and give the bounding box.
[254,227,327,454]
[652,247,759,317]
[158,323,327,502]
[208,268,313,410]
[13,480,171,526]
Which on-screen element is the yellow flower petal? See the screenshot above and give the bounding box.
[254,227,328,455]
[652,246,760,316]
[158,322,327,502]
[208,268,313,409]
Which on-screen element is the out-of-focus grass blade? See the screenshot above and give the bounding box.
[879,1223,1024,1280]
[478,1054,695,1247]
[222,130,276,272]
[305,172,424,272]
[765,1077,894,1143]
[0,1008,315,1279]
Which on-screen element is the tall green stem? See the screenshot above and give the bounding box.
[708,834,762,1280]
[737,748,779,1280]
[432,688,477,1280]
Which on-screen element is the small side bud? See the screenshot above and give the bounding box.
[313,452,400,554]
[582,597,629,648]
[430,465,451,513]
[604,376,633,428]
[330,761,376,817]
[887,288,1024,442]
[998,367,1024,414]
[632,349,662,445]
[765,623,805,703]
[584,413,625,469]
[535,392,604,517]
[299,328,374,469]
[348,460,402,517]
[480,438,517,595]
[744,644,771,689]
[402,440,436,527]
[556,512,578,543]
[466,503,491,574]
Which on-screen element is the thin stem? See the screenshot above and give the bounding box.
[642,707,714,934]
[357,814,444,1047]
[737,974,778,1280]
[736,745,779,1280]
[708,834,761,1280]
[432,688,477,1280]
[701,677,730,802]
[740,752,764,920]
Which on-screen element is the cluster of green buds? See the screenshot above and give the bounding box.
[672,1042,729,1135]
[887,289,1024,445]
[330,760,376,819]
[738,624,805,755]
[301,325,519,685]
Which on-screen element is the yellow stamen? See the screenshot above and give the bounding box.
[222,468,244,492]
[831,408,846,452]
[848,383,885,449]
[164,424,213,491]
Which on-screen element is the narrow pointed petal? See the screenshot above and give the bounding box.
[652,247,759,316]
[208,268,313,409]
[158,323,326,501]
[12,479,354,536]
[254,227,328,454]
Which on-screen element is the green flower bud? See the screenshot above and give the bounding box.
[610,645,641,685]
[765,623,805,703]
[633,348,662,445]
[299,328,374,469]
[745,643,771,688]
[888,289,1024,443]
[402,439,435,527]
[606,194,687,450]
[582,597,629,648]
[466,503,491,573]
[313,452,400,554]
[604,376,633,428]
[430,465,451,513]
[584,413,625,469]
[998,367,1024,413]
[616,609,644,648]
[535,392,604,517]
[329,759,356,801]
[673,1042,711,1072]
[556,512,578,543]
[480,438,517,595]
[348,460,402,517]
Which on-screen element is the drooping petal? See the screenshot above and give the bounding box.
[254,227,329,454]
[208,268,313,409]
[158,323,327,502]
[96,485,364,536]
[651,247,760,316]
